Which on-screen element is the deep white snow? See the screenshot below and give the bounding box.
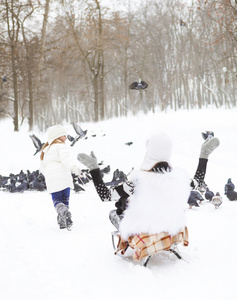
[0,108,237,300]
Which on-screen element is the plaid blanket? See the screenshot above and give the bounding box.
[115,227,189,262]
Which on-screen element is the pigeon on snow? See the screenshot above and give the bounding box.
[224,178,237,201]
[211,192,222,209]
[205,188,215,201]
[188,190,204,208]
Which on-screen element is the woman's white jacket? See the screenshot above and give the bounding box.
[40,142,78,193]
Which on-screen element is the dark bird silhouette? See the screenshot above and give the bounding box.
[72,173,89,185]
[201,131,214,140]
[0,169,46,193]
[180,19,186,26]
[225,178,235,193]
[81,169,92,180]
[129,79,148,90]
[73,182,85,193]
[5,178,17,192]
[67,123,87,147]
[72,175,85,192]
[29,172,46,191]
[188,190,204,208]
[11,180,29,193]
[100,165,111,174]
[2,74,7,82]
[225,178,237,201]
[29,134,45,155]
[0,175,10,188]
[205,188,215,201]
[105,169,128,186]
[226,190,237,201]
[125,142,133,146]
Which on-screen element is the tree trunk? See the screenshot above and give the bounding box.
[35,0,50,106]
[11,44,19,131]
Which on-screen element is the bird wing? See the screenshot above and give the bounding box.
[129,82,138,90]
[30,134,42,150]
[72,123,87,138]
[201,132,207,140]
[141,81,148,89]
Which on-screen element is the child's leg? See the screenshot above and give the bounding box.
[51,190,64,208]
[62,187,70,207]
[191,136,220,192]
[192,158,208,188]
[51,188,72,228]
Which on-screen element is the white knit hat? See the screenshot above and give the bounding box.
[47,124,67,145]
[141,132,172,171]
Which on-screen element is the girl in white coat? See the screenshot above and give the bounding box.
[40,124,81,230]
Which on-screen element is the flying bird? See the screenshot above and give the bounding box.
[180,19,186,26]
[125,142,133,146]
[201,131,214,140]
[2,74,7,82]
[129,79,148,90]
[67,123,87,147]
[29,134,45,155]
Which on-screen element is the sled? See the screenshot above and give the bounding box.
[111,227,189,267]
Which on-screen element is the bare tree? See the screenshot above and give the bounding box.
[3,0,21,131]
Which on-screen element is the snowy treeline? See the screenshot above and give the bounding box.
[0,0,236,130]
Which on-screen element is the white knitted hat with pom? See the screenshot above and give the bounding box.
[141,132,172,171]
[47,124,67,145]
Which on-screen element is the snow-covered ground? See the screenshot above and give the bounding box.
[0,108,237,300]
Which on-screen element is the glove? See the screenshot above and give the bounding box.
[200,137,220,159]
[77,151,98,171]
[71,165,82,177]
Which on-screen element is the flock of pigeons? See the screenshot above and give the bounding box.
[187,131,237,209]
[186,177,237,209]
[3,77,147,191]
[188,188,224,209]
[188,179,237,209]
[0,123,129,194]
[0,163,126,194]
[0,170,46,193]
[1,115,237,211]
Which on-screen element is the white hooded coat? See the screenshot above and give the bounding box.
[40,142,78,193]
[119,132,191,240]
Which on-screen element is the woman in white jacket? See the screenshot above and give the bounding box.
[40,124,81,230]
[78,131,220,237]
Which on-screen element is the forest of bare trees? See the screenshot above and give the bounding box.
[0,0,236,131]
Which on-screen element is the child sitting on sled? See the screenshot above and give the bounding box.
[77,132,219,262]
